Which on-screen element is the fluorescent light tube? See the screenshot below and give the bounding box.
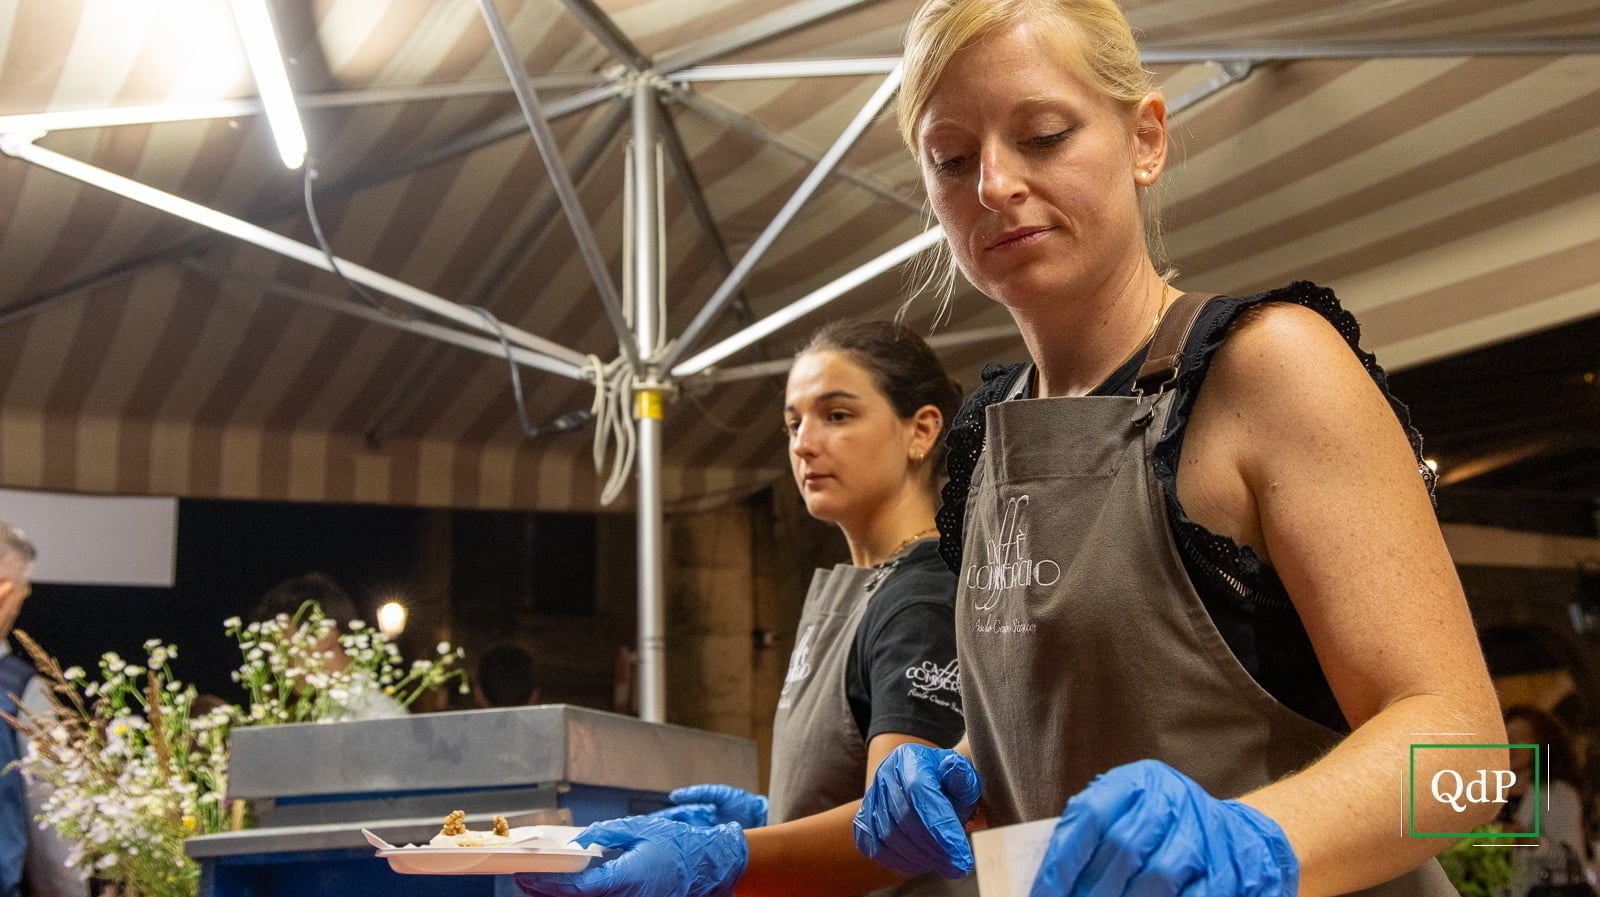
[0,136,588,378]
[228,0,307,169]
[671,227,945,377]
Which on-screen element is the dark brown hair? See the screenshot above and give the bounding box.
[250,572,360,628]
[798,319,962,477]
[478,643,539,707]
[1505,704,1583,787]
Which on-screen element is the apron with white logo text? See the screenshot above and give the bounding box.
[956,300,1454,896]
[771,561,976,897]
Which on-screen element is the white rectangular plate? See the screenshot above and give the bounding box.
[363,826,602,876]
[376,846,598,875]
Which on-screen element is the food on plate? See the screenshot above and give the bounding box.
[428,810,514,847]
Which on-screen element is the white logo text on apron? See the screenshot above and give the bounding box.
[965,495,1060,615]
[777,624,818,710]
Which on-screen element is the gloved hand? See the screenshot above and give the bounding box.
[853,743,982,879]
[652,784,768,829]
[1027,759,1298,897]
[513,816,747,897]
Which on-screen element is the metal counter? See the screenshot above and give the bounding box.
[187,705,759,897]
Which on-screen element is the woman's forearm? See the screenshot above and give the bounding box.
[1239,693,1507,897]
[738,801,906,897]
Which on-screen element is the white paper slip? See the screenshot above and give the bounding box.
[971,818,1058,897]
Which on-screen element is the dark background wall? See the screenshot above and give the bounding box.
[14,498,631,709]
[10,485,840,786]
[18,498,427,702]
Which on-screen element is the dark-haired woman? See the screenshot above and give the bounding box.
[515,320,975,897]
[1503,705,1592,894]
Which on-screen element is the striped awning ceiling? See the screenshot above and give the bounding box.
[0,0,1596,512]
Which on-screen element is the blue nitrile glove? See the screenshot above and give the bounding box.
[513,816,747,897]
[853,743,982,879]
[652,784,768,829]
[1027,759,1298,897]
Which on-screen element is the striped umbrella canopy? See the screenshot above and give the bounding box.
[0,0,1595,512]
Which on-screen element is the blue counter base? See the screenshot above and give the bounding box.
[197,785,670,897]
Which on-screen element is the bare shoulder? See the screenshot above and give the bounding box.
[1176,301,1384,558]
[1207,301,1361,384]
[1202,300,1388,435]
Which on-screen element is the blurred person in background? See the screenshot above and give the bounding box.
[0,520,85,897]
[1502,704,1592,894]
[249,572,405,721]
[474,644,540,708]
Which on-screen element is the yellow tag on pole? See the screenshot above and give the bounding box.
[635,389,664,420]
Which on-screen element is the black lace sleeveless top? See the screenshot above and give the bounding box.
[936,282,1436,734]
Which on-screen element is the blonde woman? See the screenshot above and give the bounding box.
[853,2,1505,897]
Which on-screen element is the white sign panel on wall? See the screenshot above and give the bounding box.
[0,488,177,587]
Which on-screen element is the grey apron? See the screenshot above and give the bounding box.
[770,559,977,897]
[955,295,1454,896]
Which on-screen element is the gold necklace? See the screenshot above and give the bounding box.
[1109,281,1173,374]
[866,527,939,591]
[881,527,938,564]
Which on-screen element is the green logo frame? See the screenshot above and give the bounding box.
[1408,744,1538,838]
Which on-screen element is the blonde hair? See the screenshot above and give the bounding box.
[897,0,1172,316]
[898,0,1152,151]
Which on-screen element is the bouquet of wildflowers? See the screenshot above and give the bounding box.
[3,601,468,897]
[1,631,234,897]
[1437,823,1518,897]
[225,601,467,725]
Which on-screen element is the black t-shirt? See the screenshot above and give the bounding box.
[936,283,1437,735]
[843,540,965,746]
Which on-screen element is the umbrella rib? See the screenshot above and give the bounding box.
[654,0,883,74]
[672,226,946,378]
[651,97,764,351]
[0,76,608,133]
[661,64,907,370]
[0,135,588,375]
[478,0,639,368]
[559,0,650,73]
[667,90,920,214]
[362,98,633,445]
[698,322,1019,385]
[0,87,619,331]
[185,262,579,380]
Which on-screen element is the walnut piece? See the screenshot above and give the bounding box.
[441,810,467,836]
[493,816,510,837]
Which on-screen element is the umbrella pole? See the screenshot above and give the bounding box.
[631,78,668,723]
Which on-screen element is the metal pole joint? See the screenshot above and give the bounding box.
[632,376,676,422]
[614,68,678,97]
[654,78,693,104]
[1220,59,1256,80]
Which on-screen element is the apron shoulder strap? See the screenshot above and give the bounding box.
[1134,291,1220,396]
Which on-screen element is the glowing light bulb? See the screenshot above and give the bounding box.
[377,601,408,639]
